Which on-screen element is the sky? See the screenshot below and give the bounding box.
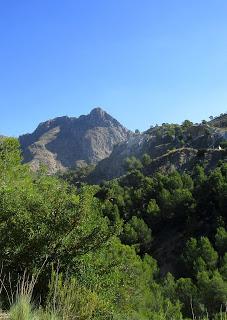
[1,0,227,136]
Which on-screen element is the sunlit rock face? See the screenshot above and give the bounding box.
[19,108,132,173]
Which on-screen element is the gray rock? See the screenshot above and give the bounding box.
[19,108,132,173]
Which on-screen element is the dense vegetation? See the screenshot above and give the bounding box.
[93,155,227,318]
[0,137,227,319]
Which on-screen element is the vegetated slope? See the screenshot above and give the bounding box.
[88,116,227,183]
[19,108,132,173]
[209,113,227,128]
[94,157,227,316]
[2,135,227,318]
[0,137,187,320]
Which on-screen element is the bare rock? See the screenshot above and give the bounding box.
[19,108,132,173]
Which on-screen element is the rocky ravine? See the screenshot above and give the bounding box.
[19,108,132,173]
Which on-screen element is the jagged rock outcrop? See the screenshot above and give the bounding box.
[19,108,132,173]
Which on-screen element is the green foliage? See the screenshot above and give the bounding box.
[10,296,32,320]
[197,270,227,314]
[0,138,184,319]
[58,164,95,186]
[0,171,114,274]
[147,199,160,217]
[175,278,198,317]
[96,154,227,317]
[142,153,152,166]
[0,137,21,170]
[215,227,227,255]
[47,272,104,319]
[183,237,218,276]
[121,216,152,251]
[124,156,143,171]
[3,139,227,318]
[182,120,193,128]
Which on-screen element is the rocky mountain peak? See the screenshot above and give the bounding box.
[90,107,105,117]
[19,108,132,173]
[86,107,121,128]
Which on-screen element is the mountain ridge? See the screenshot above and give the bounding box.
[19,107,132,173]
[88,117,227,182]
[18,109,227,179]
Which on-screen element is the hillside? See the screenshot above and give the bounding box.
[88,117,227,183]
[1,119,227,319]
[18,110,227,180]
[209,113,227,128]
[19,108,132,173]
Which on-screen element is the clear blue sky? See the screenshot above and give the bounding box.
[1,0,227,136]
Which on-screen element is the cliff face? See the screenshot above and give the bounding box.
[19,108,132,173]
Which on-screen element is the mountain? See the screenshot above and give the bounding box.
[19,108,132,173]
[19,109,227,179]
[88,116,227,183]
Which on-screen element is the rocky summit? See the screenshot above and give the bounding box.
[19,110,227,179]
[19,108,132,173]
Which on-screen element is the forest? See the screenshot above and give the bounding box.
[0,137,227,319]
